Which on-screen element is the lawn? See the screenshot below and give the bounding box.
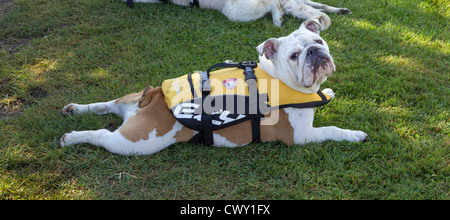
[0,0,448,199]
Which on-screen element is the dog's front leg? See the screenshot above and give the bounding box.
[285,108,367,145]
[307,126,367,143]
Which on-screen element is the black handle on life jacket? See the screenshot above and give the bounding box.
[206,62,257,79]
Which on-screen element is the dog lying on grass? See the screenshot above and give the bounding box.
[126,0,351,30]
[60,19,367,156]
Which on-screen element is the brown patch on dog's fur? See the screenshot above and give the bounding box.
[215,120,253,146]
[272,109,295,145]
[174,126,196,142]
[119,87,178,142]
[214,109,294,146]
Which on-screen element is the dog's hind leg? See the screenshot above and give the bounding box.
[303,0,351,15]
[59,125,182,156]
[60,87,194,155]
[62,91,144,119]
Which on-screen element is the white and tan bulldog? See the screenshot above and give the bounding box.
[60,19,367,156]
[127,0,351,29]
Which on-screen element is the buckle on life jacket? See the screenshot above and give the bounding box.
[241,61,258,81]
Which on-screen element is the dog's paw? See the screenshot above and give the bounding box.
[60,132,73,147]
[338,8,352,15]
[347,130,368,143]
[322,88,335,99]
[62,104,78,115]
[273,16,283,27]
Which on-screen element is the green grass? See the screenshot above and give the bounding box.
[0,0,448,199]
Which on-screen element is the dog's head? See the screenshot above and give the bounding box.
[257,19,336,93]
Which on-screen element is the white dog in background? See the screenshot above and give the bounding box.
[127,0,351,30]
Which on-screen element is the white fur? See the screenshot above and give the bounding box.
[128,0,351,28]
[257,19,335,93]
[213,134,241,148]
[284,105,367,145]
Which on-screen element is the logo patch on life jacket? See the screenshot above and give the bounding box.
[223,78,238,90]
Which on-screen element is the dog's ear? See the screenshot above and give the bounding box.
[256,38,280,60]
[300,19,322,35]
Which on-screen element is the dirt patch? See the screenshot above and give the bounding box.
[0,0,14,20]
[0,104,21,121]
[0,0,22,120]
[1,39,29,54]
[29,86,49,99]
[0,0,29,54]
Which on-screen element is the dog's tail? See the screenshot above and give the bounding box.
[138,86,156,108]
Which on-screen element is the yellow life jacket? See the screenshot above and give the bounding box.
[161,64,332,132]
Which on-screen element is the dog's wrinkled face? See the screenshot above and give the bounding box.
[257,19,336,93]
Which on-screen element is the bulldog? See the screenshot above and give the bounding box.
[126,0,351,29]
[60,19,367,156]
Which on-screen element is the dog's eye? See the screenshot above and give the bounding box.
[315,40,323,45]
[290,52,299,60]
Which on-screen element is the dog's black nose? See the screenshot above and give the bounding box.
[307,47,320,56]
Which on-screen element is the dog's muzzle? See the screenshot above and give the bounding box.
[306,47,333,76]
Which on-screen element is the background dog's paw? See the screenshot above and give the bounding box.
[62,104,77,115]
[338,8,352,15]
[322,88,335,99]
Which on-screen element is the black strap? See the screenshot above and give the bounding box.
[201,71,214,146]
[240,62,262,143]
[246,76,262,144]
[251,116,262,143]
[126,0,133,7]
[205,61,257,76]
[187,73,197,98]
